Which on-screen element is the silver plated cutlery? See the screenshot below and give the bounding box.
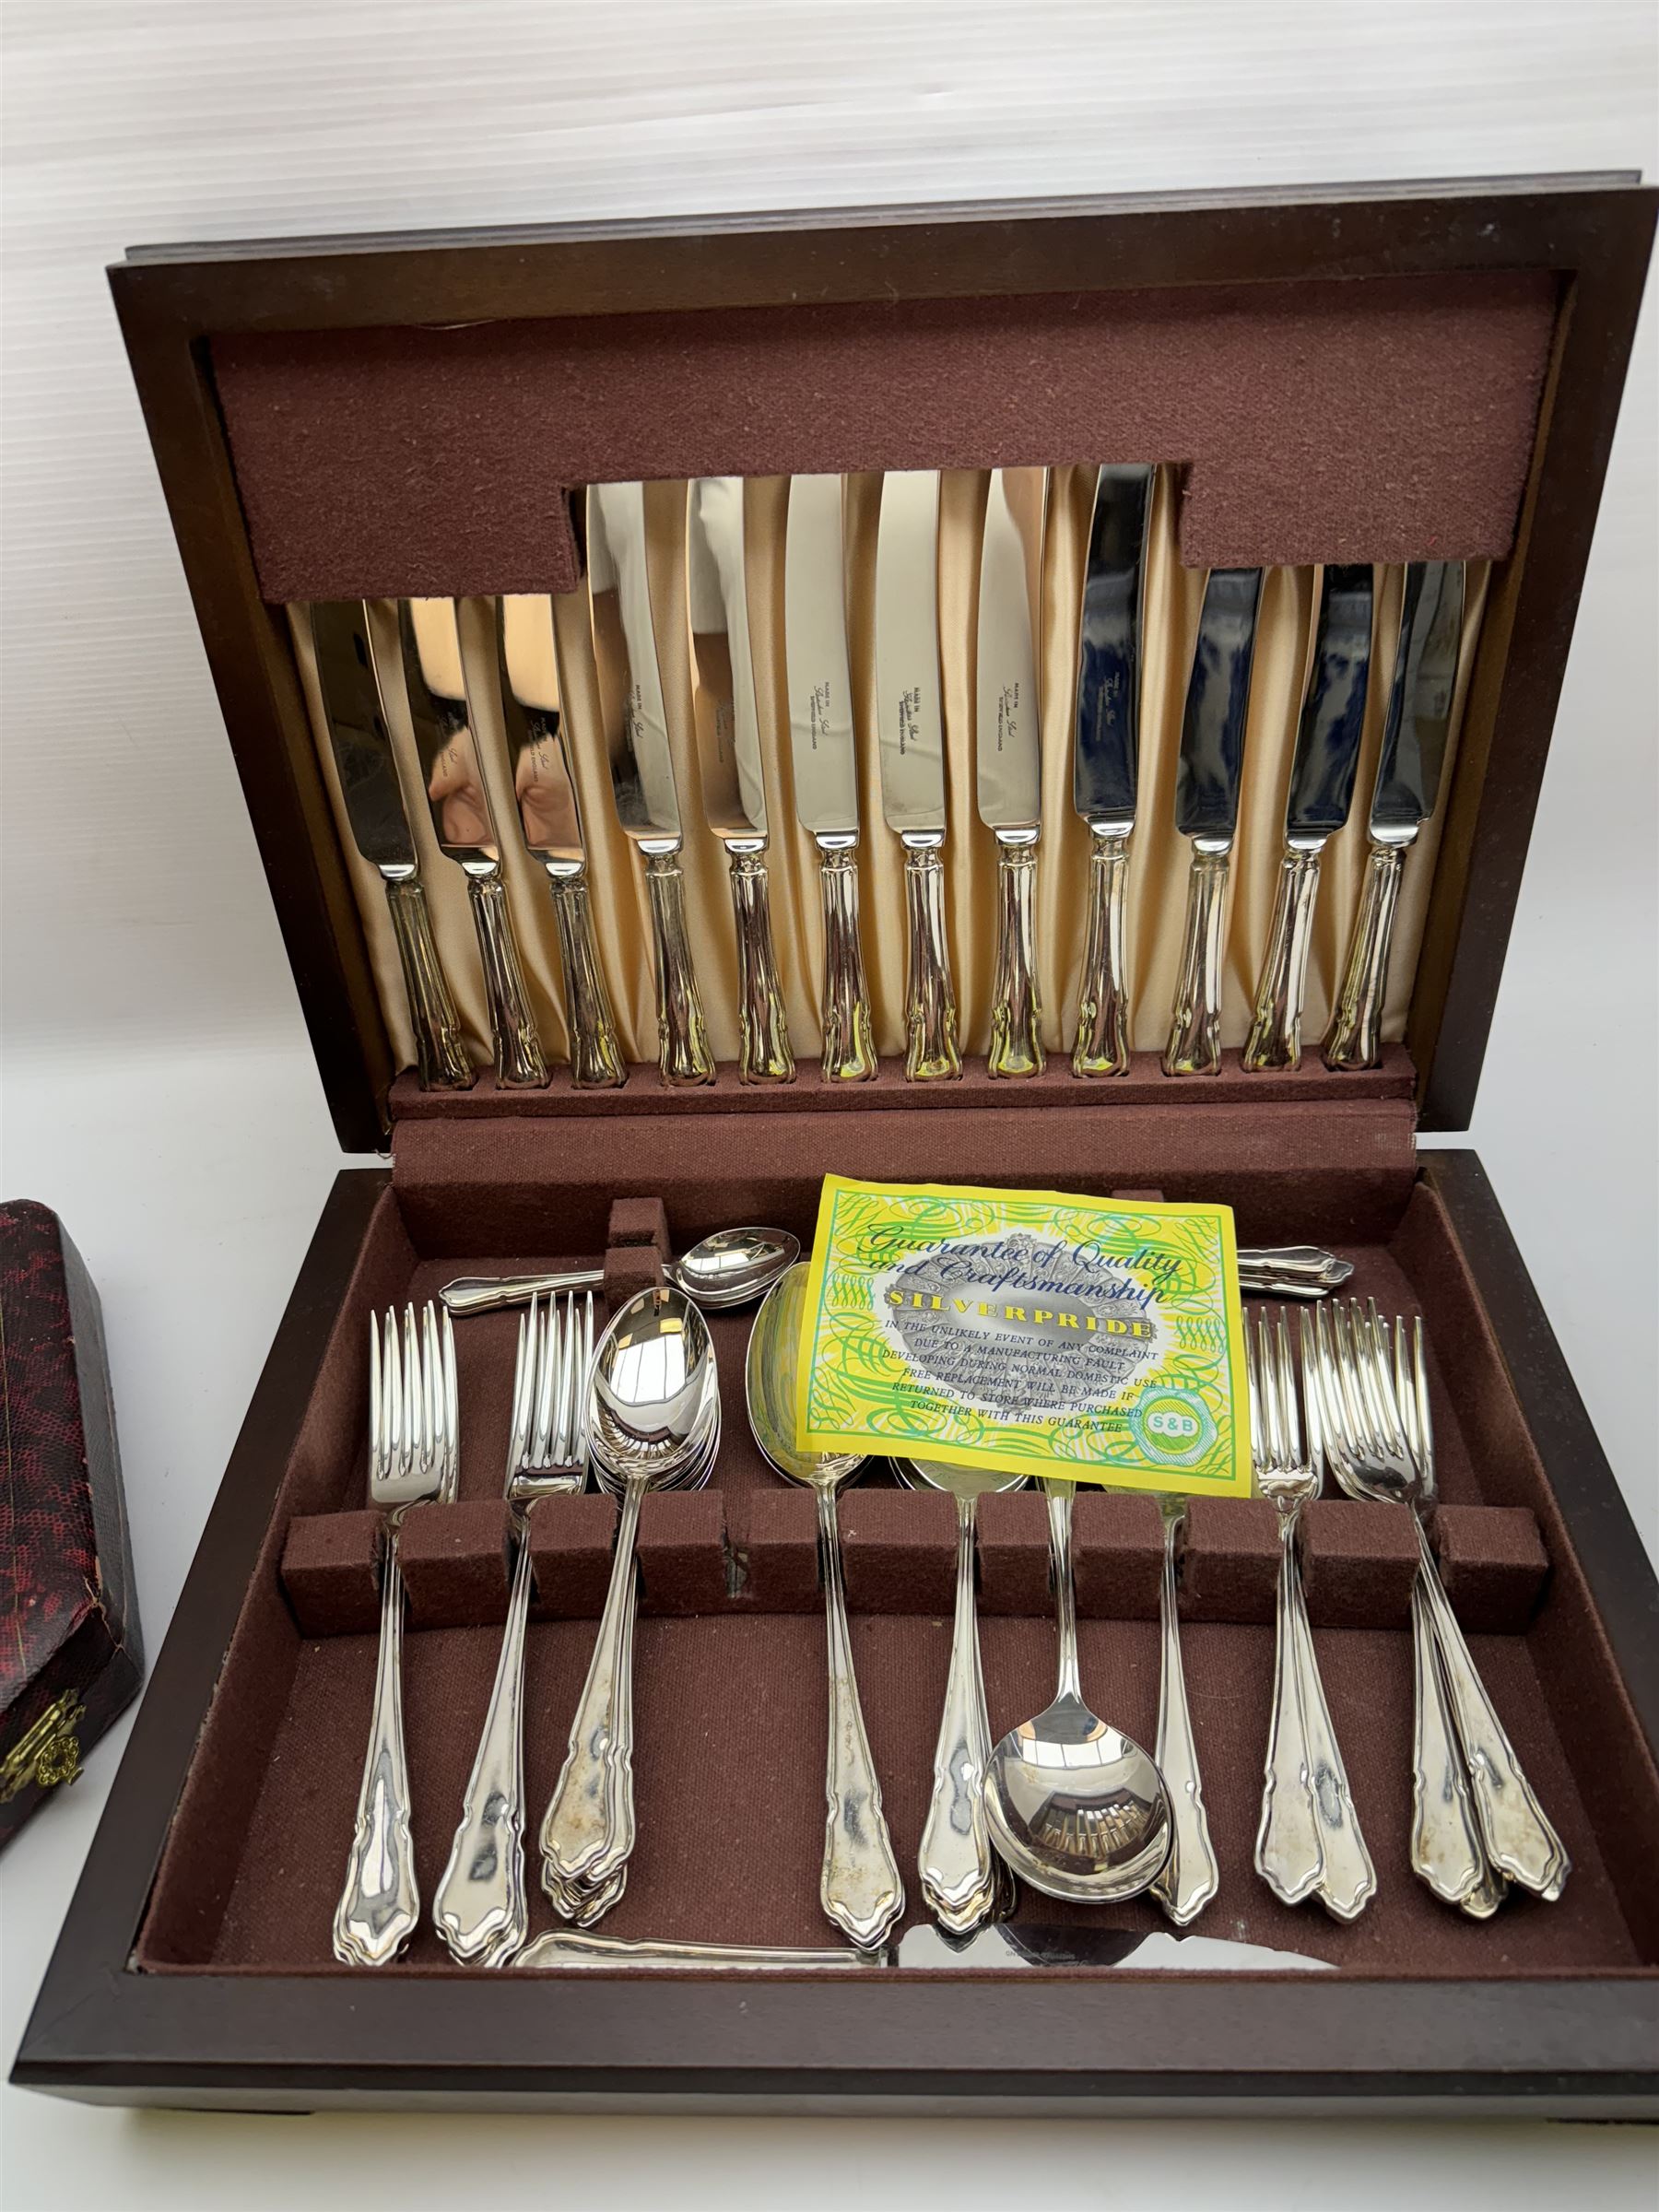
[1071,465,1155,1077]
[440,1226,798,1318]
[976,467,1048,1077]
[1163,567,1265,1076]
[1324,561,1465,1069]
[311,600,473,1091]
[334,1301,459,1966]
[1147,1486,1219,1926]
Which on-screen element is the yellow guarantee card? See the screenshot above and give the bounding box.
[796,1175,1251,1497]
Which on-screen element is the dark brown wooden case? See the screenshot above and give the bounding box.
[12,175,1658,2118]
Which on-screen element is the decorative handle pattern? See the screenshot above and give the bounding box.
[817,841,877,1081]
[1161,845,1231,1076]
[1412,1521,1569,1899]
[817,1485,905,1948]
[433,1520,535,1966]
[1323,838,1407,1070]
[333,1523,420,1965]
[383,873,474,1090]
[540,1476,646,1901]
[988,833,1044,1078]
[918,1496,997,1934]
[547,866,626,1088]
[726,846,795,1085]
[900,839,962,1082]
[1243,845,1324,1071]
[641,847,715,1087]
[1408,1571,1496,1912]
[1148,1513,1218,1925]
[1072,828,1132,1077]
[467,871,549,1088]
[1288,1557,1376,1922]
[1255,1510,1324,1907]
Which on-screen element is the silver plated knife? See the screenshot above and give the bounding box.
[310,600,473,1090]
[687,477,794,1084]
[1071,465,1155,1077]
[398,601,548,1088]
[1243,565,1375,1070]
[783,474,877,1082]
[1324,560,1465,1070]
[976,467,1048,1077]
[492,595,626,1088]
[587,480,715,1087]
[875,469,961,1081]
[1162,566,1265,1077]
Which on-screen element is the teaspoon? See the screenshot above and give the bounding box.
[440,1227,800,1317]
[983,1479,1173,1901]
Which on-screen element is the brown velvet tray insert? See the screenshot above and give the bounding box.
[135,1124,1659,1987]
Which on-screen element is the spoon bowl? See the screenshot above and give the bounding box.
[745,1264,862,1492]
[669,1226,800,1310]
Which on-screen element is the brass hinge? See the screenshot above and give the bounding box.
[0,1690,86,1803]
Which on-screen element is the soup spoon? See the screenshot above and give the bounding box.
[747,1264,905,1950]
[984,1479,1173,1902]
[441,1227,799,1316]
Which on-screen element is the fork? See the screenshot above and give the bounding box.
[333,1301,458,1967]
[1312,1300,1568,1907]
[434,1292,593,1965]
[1248,1310,1377,1920]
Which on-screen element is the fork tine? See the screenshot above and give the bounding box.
[578,1291,594,1465]
[550,1296,573,1466]
[1275,1312,1301,1466]
[421,1303,441,1480]
[1260,1313,1286,1468]
[1410,1317,1435,1493]
[1299,1307,1324,1473]
[369,1310,382,1480]
[1243,1316,1264,1469]
[1335,1300,1375,1454]
[507,1305,534,1485]
[383,1305,404,1484]
[1391,1312,1416,1460]
[441,1306,459,1498]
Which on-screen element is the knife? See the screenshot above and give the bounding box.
[687,477,794,1084]
[492,594,626,1088]
[1071,465,1156,1077]
[783,474,877,1082]
[1161,566,1265,1077]
[1324,560,1465,1070]
[398,601,548,1088]
[875,470,961,1081]
[1242,565,1375,1070]
[309,599,473,1090]
[587,480,715,1087]
[515,1922,1333,1971]
[976,467,1048,1077]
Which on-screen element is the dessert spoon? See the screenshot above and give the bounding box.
[441,1226,800,1316]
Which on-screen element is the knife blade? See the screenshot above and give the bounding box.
[1324,559,1465,1069]
[587,480,714,1087]
[977,466,1047,1077]
[493,595,625,1088]
[398,600,548,1089]
[1243,564,1375,1070]
[309,598,473,1090]
[687,477,794,1084]
[784,473,877,1081]
[1070,463,1155,1077]
[1161,565,1265,1076]
[875,469,960,1080]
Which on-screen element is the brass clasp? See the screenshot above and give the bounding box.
[1,1690,85,1803]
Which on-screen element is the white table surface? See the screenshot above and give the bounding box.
[3,4,1655,2206]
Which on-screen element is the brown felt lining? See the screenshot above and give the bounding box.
[134,1135,1659,1984]
[211,272,1557,599]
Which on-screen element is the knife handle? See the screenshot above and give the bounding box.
[817,841,878,1082]
[467,873,550,1088]
[547,866,626,1088]
[1243,844,1324,1071]
[383,874,475,1090]
[726,846,796,1085]
[1072,827,1132,1077]
[642,847,715,1087]
[900,838,962,1081]
[1162,845,1230,1077]
[1323,838,1406,1071]
[987,831,1044,1078]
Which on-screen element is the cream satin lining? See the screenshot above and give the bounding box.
[288,469,1488,1079]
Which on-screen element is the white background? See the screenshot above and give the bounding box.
[2,3,1656,2206]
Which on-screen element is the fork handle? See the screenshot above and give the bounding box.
[1255,1512,1325,1907]
[1408,1571,1494,1909]
[433,1518,535,1965]
[1149,1512,1218,1925]
[818,1485,906,1948]
[1413,1523,1570,1899]
[1288,1564,1376,1922]
[918,1496,998,1934]
[540,1475,644,1900]
[333,1523,420,1966]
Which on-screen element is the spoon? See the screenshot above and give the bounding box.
[983,1479,1173,1901]
[538,1284,716,1916]
[440,1227,799,1317]
[899,1457,1026,1936]
[747,1265,905,1950]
